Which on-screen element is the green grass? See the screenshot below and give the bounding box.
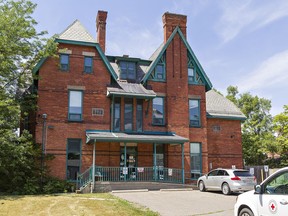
[0,193,159,216]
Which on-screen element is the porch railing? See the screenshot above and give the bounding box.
[77,166,183,189]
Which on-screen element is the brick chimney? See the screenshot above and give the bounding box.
[96,10,108,53]
[162,12,187,42]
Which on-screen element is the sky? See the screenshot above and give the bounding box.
[31,0,288,116]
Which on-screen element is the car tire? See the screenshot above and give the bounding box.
[221,183,231,195]
[199,181,206,192]
[239,207,254,216]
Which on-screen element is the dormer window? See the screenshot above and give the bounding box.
[120,62,136,80]
[149,54,166,82]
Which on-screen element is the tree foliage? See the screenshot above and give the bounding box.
[0,0,57,194]
[225,86,274,166]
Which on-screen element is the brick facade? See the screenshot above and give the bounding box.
[29,11,244,184]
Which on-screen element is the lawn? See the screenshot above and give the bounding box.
[0,193,159,216]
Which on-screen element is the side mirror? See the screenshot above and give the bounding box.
[254,185,262,194]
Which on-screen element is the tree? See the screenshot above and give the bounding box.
[0,0,56,194]
[225,86,274,165]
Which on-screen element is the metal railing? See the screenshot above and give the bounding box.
[77,166,183,189]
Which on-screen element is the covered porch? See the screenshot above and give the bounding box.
[77,131,188,191]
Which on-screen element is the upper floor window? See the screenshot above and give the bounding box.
[68,90,83,121]
[189,99,200,127]
[150,54,166,81]
[153,97,165,125]
[120,62,136,80]
[113,100,121,132]
[188,68,195,83]
[124,99,133,131]
[60,54,69,71]
[136,100,143,132]
[84,56,93,73]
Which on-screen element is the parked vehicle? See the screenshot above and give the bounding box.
[197,168,256,195]
[234,167,288,216]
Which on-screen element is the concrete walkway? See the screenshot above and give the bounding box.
[113,190,237,216]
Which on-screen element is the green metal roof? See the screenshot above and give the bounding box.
[86,131,188,144]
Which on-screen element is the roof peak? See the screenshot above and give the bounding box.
[58,19,96,43]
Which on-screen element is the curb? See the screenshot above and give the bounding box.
[111,189,149,193]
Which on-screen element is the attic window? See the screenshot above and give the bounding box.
[60,54,69,71]
[119,62,136,80]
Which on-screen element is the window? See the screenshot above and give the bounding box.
[120,62,136,80]
[136,100,143,132]
[84,56,93,73]
[188,68,194,83]
[113,100,121,131]
[68,90,83,121]
[60,54,69,71]
[153,97,164,125]
[189,99,200,127]
[124,99,133,131]
[190,142,202,179]
[155,64,165,80]
[67,139,81,181]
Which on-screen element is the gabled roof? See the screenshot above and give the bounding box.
[33,20,118,81]
[206,90,246,120]
[58,20,96,43]
[141,27,212,91]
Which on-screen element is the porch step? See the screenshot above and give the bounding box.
[94,182,195,193]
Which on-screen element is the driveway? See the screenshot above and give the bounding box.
[113,190,237,216]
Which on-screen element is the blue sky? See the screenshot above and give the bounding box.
[31,0,288,115]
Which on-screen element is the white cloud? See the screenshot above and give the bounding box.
[216,0,288,43]
[237,49,288,92]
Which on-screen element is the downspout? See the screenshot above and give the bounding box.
[181,143,185,184]
[92,140,96,193]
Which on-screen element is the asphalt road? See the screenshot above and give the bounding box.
[113,190,238,216]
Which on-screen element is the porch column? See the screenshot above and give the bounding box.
[92,140,96,192]
[153,143,157,180]
[182,143,185,184]
[124,142,127,181]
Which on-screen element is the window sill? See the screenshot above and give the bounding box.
[152,124,166,127]
[68,120,83,123]
[189,125,201,128]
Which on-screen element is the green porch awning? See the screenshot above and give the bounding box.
[86,131,188,144]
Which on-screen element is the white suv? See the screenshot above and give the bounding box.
[234,167,288,216]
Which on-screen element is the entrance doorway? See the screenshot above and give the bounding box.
[120,143,137,180]
[155,144,165,180]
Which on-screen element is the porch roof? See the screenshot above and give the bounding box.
[86,131,188,144]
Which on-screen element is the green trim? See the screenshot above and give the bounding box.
[141,27,212,91]
[68,90,83,121]
[32,57,47,74]
[66,138,82,181]
[152,96,165,126]
[206,114,247,121]
[32,38,118,80]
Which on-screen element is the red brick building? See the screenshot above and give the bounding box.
[29,11,246,189]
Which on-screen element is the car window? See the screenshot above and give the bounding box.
[217,170,228,176]
[233,171,253,177]
[208,170,218,177]
[265,171,288,194]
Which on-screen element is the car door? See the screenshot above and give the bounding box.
[258,170,288,215]
[205,170,219,189]
[214,169,228,190]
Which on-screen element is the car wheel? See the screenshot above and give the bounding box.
[221,183,231,195]
[239,207,254,216]
[199,181,206,192]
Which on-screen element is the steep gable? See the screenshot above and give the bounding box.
[141,27,212,91]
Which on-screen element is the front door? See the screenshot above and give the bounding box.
[155,144,164,180]
[120,144,137,180]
